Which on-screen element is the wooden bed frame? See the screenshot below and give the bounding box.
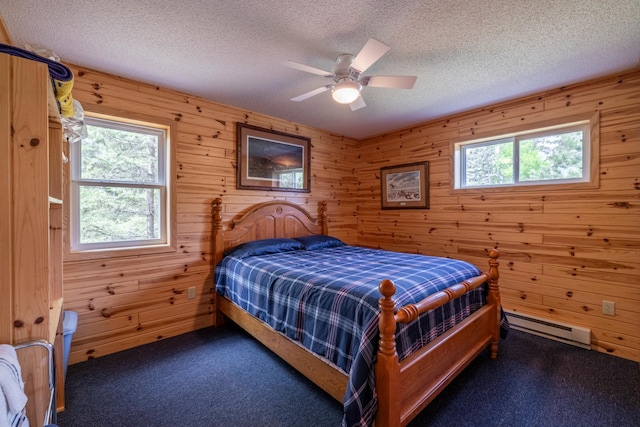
[211,198,501,427]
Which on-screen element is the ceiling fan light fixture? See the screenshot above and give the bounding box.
[288,38,415,109]
[332,80,361,104]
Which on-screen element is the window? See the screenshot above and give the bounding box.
[454,116,597,190]
[70,114,173,252]
[277,169,304,189]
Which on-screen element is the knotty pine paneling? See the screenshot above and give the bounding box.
[357,70,640,362]
[64,63,638,364]
[64,65,359,364]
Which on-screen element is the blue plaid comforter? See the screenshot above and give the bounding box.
[215,245,488,427]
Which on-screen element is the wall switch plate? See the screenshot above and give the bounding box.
[187,286,196,300]
[602,300,615,316]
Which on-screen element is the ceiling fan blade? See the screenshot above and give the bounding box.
[362,75,417,89]
[350,38,391,73]
[284,60,334,77]
[349,95,366,111]
[290,85,331,102]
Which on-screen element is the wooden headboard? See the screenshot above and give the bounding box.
[211,198,328,265]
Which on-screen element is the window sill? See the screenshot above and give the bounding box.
[64,242,178,262]
[452,179,599,195]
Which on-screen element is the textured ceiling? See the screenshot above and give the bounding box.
[1,1,639,139]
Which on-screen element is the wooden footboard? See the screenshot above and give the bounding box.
[212,198,501,427]
[376,250,500,426]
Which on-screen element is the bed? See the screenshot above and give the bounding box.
[212,198,503,427]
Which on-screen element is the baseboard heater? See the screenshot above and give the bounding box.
[505,310,591,350]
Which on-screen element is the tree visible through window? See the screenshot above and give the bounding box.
[278,169,304,189]
[519,131,584,181]
[71,116,169,251]
[462,138,514,187]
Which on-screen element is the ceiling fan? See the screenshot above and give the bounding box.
[285,38,417,111]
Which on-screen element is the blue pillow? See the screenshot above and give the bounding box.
[224,238,303,259]
[294,235,345,251]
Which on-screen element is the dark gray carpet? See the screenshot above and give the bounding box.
[57,326,639,427]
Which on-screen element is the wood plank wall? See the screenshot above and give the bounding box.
[356,70,640,362]
[64,64,638,365]
[63,66,360,364]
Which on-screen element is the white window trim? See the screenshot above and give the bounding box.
[451,112,599,193]
[66,109,177,260]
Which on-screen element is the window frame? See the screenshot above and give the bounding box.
[66,109,177,260]
[452,112,599,193]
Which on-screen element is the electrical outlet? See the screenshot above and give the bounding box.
[602,300,615,316]
[187,287,196,300]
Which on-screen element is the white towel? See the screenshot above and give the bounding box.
[0,344,29,427]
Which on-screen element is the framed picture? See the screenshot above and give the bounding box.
[236,123,311,192]
[380,161,429,209]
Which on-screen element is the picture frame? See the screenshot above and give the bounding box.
[236,123,311,192]
[380,161,430,209]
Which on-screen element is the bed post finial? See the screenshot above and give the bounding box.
[318,200,328,235]
[488,248,499,281]
[212,198,224,267]
[212,198,223,227]
[378,279,397,357]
